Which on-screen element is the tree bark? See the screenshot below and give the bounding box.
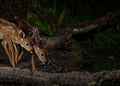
[0,67,120,86]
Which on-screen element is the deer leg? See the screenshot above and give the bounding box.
[31,54,36,71]
[17,49,24,63]
[13,44,19,66]
[2,39,16,68]
[1,40,12,66]
[13,43,24,66]
[7,40,16,68]
[14,44,24,65]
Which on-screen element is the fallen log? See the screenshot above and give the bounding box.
[40,36,73,51]
[0,67,120,86]
[60,11,120,36]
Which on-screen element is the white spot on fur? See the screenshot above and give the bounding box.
[8,26,13,28]
[21,38,23,40]
[21,44,24,47]
[12,31,14,33]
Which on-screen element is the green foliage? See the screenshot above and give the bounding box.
[28,0,38,8]
[93,28,120,49]
[12,0,120,35]
[27,12,54,36]
[10,0,39,8]
[9,0,120,25]
[57,9,67,28]
[26,0,54,36]
[48,0,57,17]
[94,56,120,71]
[48,2,68,29]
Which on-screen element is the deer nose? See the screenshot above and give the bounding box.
[30,50,33,53]
[40,59,46,65]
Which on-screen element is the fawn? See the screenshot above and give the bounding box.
[14,17,47,70]
[0,18,33,68]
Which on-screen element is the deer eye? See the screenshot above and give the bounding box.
[26,43,29,46]
[41,54,44,57]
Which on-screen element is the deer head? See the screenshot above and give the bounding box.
[33,45,46,64]
[17,29,33,52]
[30,29,46,64]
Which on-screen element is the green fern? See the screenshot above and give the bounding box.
[93,28,120,49]
[27,12,54,36]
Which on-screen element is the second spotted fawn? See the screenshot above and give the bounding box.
[14,17,47,70]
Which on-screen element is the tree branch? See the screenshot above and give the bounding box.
[62,11,120,35]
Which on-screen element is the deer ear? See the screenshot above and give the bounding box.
[18,30,25,38]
